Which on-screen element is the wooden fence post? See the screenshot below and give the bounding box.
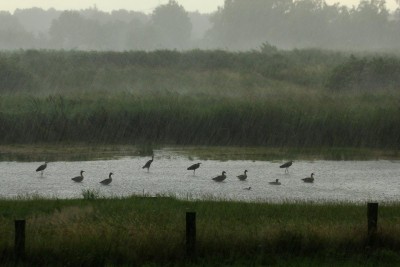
[367,202,378,246]
[15,219,26,260]
[186,212,196,258]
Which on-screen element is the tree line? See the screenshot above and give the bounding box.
[1,0,400,51]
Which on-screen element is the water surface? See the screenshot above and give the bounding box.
[0,151,399,202]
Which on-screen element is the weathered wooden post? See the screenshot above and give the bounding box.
[15,219,26,260]
[186,212,196,258]
[367,202,378,246]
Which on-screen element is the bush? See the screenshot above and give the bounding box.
[327,56,400,91]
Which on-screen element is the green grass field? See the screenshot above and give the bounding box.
[0,196,400,266]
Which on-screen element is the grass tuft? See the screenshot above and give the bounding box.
[81,189,101,200]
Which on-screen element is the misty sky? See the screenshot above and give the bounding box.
[0,0,398,13]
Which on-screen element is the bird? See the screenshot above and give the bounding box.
[187,163,201,175]
[237,170,248,181]
[71,170,85,182]
[243,186,252,190]
[100,172,113,185]
[302,173,315,183]
[280,160,293,173]
[212,171,227,182]
[142,155,154,172]
[269,179,281,185]
[36,162,48,176]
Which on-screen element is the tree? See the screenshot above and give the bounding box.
[0,11,36,49]
[150,0,192,49]
[207,0,291,50]
[49,11,103,49]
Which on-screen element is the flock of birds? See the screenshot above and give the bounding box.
[35,158,315,188]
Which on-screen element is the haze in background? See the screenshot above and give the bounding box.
[0,0,400,51]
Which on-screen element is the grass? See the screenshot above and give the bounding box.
[0,90,400,150]
[81,189,101,200]
[0,143,399,162]
[1,196,400,265]
[0,50,400,152]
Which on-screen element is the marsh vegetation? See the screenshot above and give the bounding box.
[1,196,400,266]
[0,50,400,153]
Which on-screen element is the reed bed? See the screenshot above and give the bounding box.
[0,196,400,265]
[0,91,399,150]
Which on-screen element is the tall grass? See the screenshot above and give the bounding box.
[0,91,399,149]
[0,197,400,265]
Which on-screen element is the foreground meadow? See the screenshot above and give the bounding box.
[1,196,400,266]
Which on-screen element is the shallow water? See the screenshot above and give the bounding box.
[0,150,399,202]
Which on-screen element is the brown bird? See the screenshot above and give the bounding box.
[36,162,48,176]
[142,155,154,172]
[71,170,85,182]
[302,173,315,183]
[187,163,201,175]
[237,170,248,181]
[100,172,113,185]
[280,160,293,173]
[212,171,227,182]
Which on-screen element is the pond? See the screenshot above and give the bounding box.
[0,149,399,203]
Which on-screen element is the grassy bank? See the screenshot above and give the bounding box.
[1,144,399,162]
[0,196,400,265]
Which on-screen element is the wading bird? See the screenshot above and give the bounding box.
[212,171,227,182]
[100,172,113,185]
[302,173,315,183]
[280,160,293,173]
[142,155,154,172]
[36,162,48,176]
[269,179,281,185]
[187,163,201,175]
[71,170,85,182]
[237,170,248,181]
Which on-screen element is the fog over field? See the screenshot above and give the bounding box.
[0,0,400,51]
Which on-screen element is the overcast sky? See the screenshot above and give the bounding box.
[0,0,397,13]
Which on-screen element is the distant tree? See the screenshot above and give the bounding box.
[111,10,149,24]
[0,11,36,49]
[206,0,398,50]
[150,0,192,49]
[49,11,102,49]
[349,0,390,49]
[14,8,61,35]
[188,12,212,40]
[125,19,154,50]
